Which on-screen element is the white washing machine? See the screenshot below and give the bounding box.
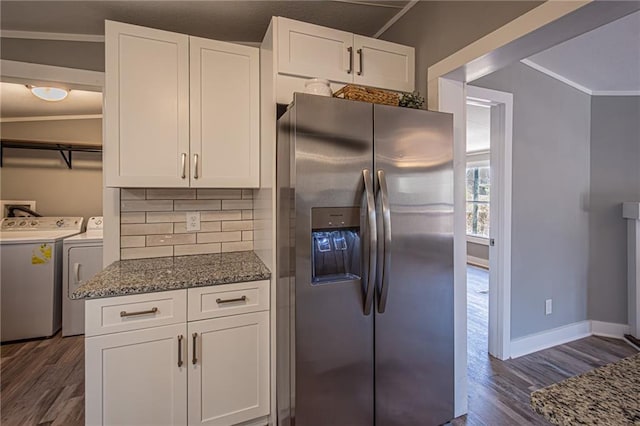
[62,216,103,336]
[0,216,84,342]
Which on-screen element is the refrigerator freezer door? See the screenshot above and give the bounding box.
[373,104,455,425]
[290,94,375,426]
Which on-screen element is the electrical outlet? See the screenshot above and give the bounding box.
[545,299,552,315]
[186,212,201,232]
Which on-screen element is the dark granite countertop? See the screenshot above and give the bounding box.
[71,251,271,300]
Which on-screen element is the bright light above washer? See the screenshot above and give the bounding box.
[30,86,69,102]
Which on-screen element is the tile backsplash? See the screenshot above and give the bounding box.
[120,188,254,260]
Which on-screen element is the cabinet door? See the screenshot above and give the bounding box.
[188,312,269,426]
[85,323,187,425]
[63,245,102,336]
[353,35,415,92]
[105,21,190,187]
[190,37,260,188]
[277,17,353,83]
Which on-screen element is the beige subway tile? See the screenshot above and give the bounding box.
[241,210,253,220]
[196,189,242,200]
[174,243,221,256]
[242,231,253,241]
[146,233,196,246]
[146,212,188,223]
[201,210,242,221]
[121,212,146,224]
[120,189,146,200]
[121,246,173,260]
[242,189,254,200]
[121,200,173,212]
[120,236,145,248]
[174,221,221,234]
[197,231,242,244]
[221,200,252,210]
[221,220,254,231]
[146,188,196,200]
[221,241,253,253]
[121,223,173,236]
[174,200,221,211]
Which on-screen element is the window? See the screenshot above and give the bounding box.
[466,164,490,238]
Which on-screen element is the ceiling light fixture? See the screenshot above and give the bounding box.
[29,86,69,102]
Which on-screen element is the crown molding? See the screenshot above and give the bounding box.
[1,30,104,43]
[521,58,640,96]
[0,114,102,123]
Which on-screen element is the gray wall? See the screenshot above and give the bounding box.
[588,96,640,324]
[380,1,542,97]
[467,241,489,261]
[1,38,104,71]
[0,119,103,221]
[471,63,592,339]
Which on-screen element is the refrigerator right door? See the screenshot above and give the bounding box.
[373,105,455,425]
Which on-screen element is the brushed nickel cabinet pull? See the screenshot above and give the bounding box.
[216,295,247,304]
[120,307,158,317]
[192,332,198,365]
[177,335,183,367]
[181,153,187,179]
[357,48,363,76]
[193,154,199,179]
[347,46,353,74]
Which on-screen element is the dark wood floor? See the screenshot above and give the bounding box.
[453,265,638,425]
[1,333,84,426]
[1,267,637,425]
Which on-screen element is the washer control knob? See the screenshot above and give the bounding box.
[30,220,38,226]
[56,219,64,227]
[7,221,15,227]
[19,220,27,227]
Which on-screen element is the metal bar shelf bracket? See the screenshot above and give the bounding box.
[0,139,102,169]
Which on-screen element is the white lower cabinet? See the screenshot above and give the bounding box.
[85,281,270,426]
[188,312,270,425]
[85,323,188,425]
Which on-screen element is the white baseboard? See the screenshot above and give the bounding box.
[590,320,630,338]
[467,255,489,268]
[510,320,632,358]
[510,321,591,358]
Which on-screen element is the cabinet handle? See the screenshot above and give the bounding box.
[181,153,187,179]
[347,46,353,74]
[177,335,183,367]
[357,48,363,76]
[120,307,158,317]
[192,332,198,365]
[193,154,199,179]
[216,295,247,304]
[74,263,81,283]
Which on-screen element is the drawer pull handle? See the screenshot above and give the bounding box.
[120,307,158,317]
[177,335,183,367]
[215,296,247,304]
[192,332,198,365]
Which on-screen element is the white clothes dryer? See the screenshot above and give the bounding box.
[62,217,103,336]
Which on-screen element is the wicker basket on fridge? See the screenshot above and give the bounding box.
[333,84,400,106]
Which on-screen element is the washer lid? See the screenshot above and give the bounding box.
[0,229,82,243]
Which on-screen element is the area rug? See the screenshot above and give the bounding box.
[530,353,640,425]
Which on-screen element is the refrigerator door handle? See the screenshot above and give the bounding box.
[362,169,377,315]
[377,170,392,313]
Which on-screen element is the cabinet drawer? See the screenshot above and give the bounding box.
[85,290,187,337]
[188,280,269,321]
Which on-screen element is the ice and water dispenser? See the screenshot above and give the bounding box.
[311,207,361,284]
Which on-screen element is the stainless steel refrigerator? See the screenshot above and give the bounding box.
[276,93,454,425]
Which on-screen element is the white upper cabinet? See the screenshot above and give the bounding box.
[105,22,260,188]
[353,35,415,93]
[190,37,260,188]
[105,21,190,187]
[277,17,353,83]
[274,17,415,93]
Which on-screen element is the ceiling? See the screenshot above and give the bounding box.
[0,1,410,41]
[0,82,102,118]
[523,10,640,95]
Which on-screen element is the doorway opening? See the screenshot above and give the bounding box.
[465,86,513,361]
